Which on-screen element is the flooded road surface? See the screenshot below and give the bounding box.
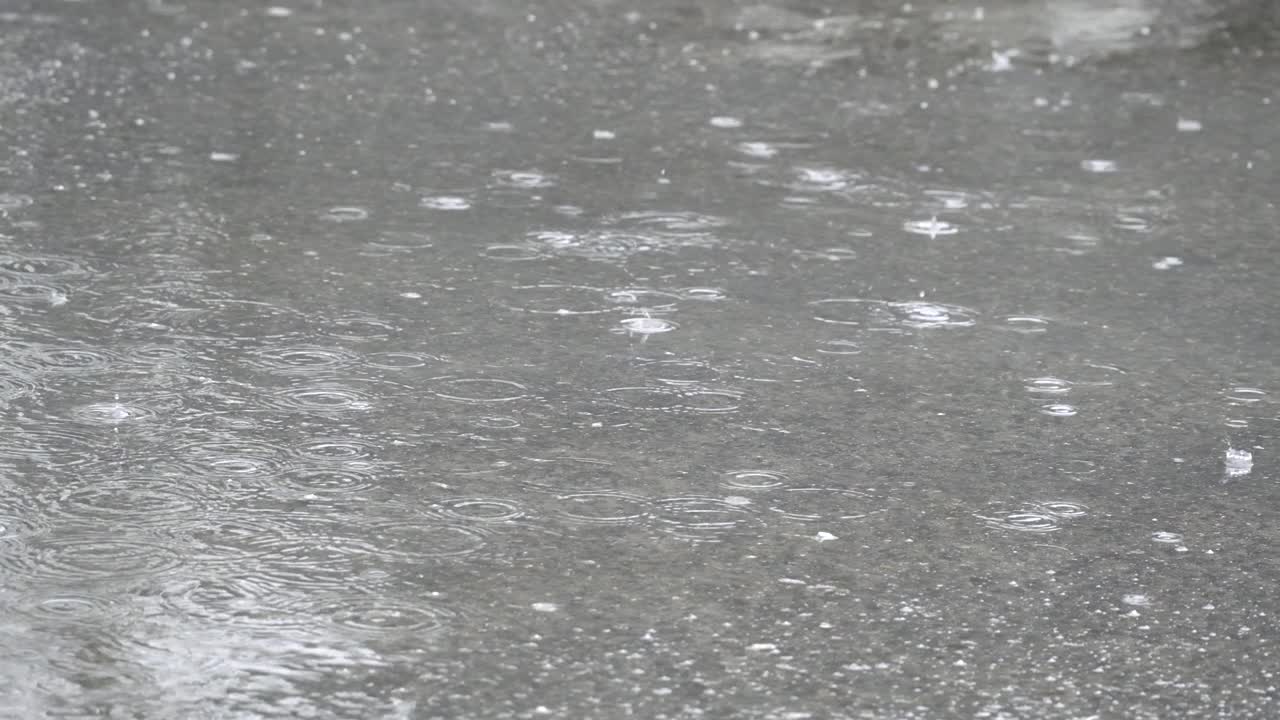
[1,1,1278,717]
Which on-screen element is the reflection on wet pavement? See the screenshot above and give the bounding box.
[1,0,1278,717]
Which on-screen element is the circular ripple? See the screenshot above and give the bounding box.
[605,288,683,312]
[0,282,69,304]
[293,438,376,461]
[321,316,399,341]
[1038,501,1088,518]
[998,315,1051,334]
[1025,377,1071,395]
[481,243,544,261]
[8,533,185,581]
[534,230,649,260]
[68,401,161,425]
[817,339,862,355]
[612,210,729,233]
[680,389,743,414]
[1224,386,1267,404]
[16,593,124,627]
[555,491,653,525]
[272,385,374,414]
[181,516,293,563]
[617,317,679,335]
[369,520,490,559]
[0,193,34,211]
[1041,403,1078,417]
[641,359,722,387]
[363,351,438,369]
[249,345,360,373]
[283,466,378,494]
[767,487,878,522]
[810,299,977,329]
[721,470,790,490]
[519,458,633,493]
[654,497,759,540]
[1152,531,1184,544]
[49,474,211,526]
[0,425,102,467]
[161,575,298,627]
[121,345,191,365]
[24,346,115,373]
[432,497,525,523]
[0,372,38,401]
[601,386,682,410]
[367,230,434,251]
[321,206,370,222]
[0,254,89,276]
[420,195,471,210]
[432,377,529,404]
[501,284,613,315]
[306,596,458,635]
[172,440,290,478]
[185,300,311,341]
[975,501,1084,533]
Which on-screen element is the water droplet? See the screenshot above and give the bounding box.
[1122,594,1151,607]
[1041,403,1078,417]
[531,602,559,612]
[1152,531,1184,544]
[1152,256,1183,270]
[709,116,743,128]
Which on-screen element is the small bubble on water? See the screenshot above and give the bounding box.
[1041,403,1077,417]
[815,531,838,542]
[209,152,239,162]
[531,602,559,613]
[709,116,743,128]
[1152,256,1183,270]
[1081,159,1118,173]
[1123,594,1151,607]
[902,216,958,238]
[1177,117,1203,132]
[592,129,616,140]
[1152,531,1184,544]
[266,6,294,17]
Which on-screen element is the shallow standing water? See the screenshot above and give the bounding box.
[1,1,1278,718]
